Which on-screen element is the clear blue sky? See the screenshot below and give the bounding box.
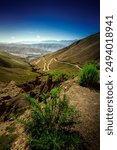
[0,0,100,43]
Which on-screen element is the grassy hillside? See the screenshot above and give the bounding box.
[0,51,38,82]
[54,32,100,65]
[31,33,100,74]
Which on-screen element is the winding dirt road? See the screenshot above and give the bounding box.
[35,57,82,71]
[43,57,46,71]
[45,58,82,71]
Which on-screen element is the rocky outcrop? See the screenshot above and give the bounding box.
[18,75,57,102]
[0,81,28,121]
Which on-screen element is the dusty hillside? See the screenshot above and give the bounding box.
[0,51,38,82]
[60,78,100,150]
[52,32,100,64]
[30,32,100,72]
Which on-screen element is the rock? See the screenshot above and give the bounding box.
[0,81,28,121]
[0,81,23,98]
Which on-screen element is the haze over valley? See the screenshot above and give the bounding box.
[0,40,76,59]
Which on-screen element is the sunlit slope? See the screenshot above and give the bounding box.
[51,32,100,65]
[31,33,100,72]
[0,51,37,82]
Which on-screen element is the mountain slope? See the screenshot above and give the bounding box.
[0,51,38,82]
[31,32,100,72]
[54,32,100,64]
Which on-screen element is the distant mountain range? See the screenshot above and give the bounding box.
[29,40,76,51]
[0,40,76,59]
[15,39,76,45]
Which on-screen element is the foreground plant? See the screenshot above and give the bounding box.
[24,92,83,150]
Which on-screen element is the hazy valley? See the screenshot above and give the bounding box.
[0,40,75,60]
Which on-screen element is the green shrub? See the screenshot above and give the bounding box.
[65,71,74,80]
[49,70,74,83]
[24,94,82,150]
[50,87,61,99]
[78,63,99,87]
[87,60,100,70]
[49,70,64,82]
[40,93,47,101]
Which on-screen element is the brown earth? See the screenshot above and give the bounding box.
[0,116,30,150]
[0,81,30,150]
[61,78,100,150]
[0,75,62,150]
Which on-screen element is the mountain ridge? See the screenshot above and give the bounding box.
[31,32,100,72]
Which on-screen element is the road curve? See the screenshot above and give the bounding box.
[34,57,82,71]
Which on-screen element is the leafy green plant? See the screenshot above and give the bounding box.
[49,70,64,82]
[49,70,74,83]
[78,63,99,87]
[24,93,82,150]
[87,60,100,70]
[40,93,47,102]
[50,87,61,99]
[65,71,74,80]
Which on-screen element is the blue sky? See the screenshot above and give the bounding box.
[0,0,100,43]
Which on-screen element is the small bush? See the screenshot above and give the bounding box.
[50,87,61,99]
[87,60,100,70]
[65,71,74,80]
[49,70,64,82]
[24,93,82,150]
[49,70,74,83]
[78,63,99,87]
[40,93,47,102]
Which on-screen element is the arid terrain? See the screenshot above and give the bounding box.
[0,33,100,150]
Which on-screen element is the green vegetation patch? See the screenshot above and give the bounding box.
[49,70,64,82]
[49,69,75,83]
[0,67,38,83]
[0,51,38,82]
[50,87,61,99]
[49,62,79,76]
[78,63,99,87]
[23,93,83,150]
